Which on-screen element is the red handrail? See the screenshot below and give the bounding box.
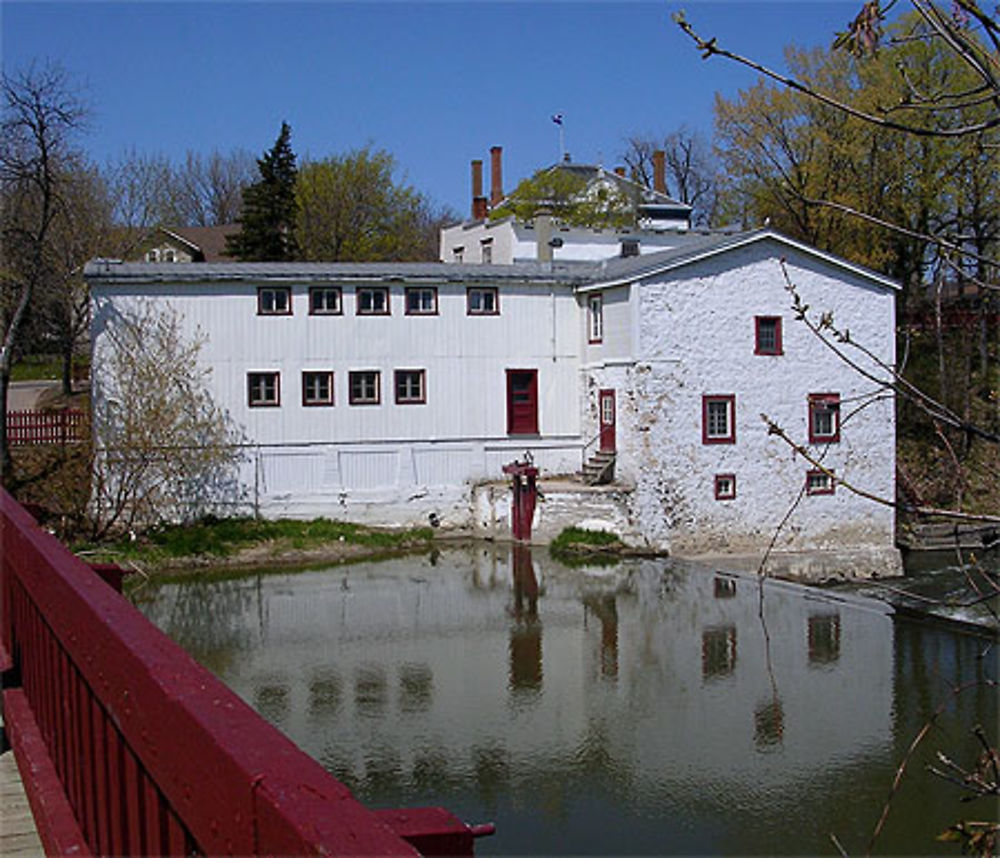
[0,489,490,856]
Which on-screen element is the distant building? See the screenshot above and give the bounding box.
[440,147,692,265]
[136,225,238,263]
[87,226,900,578]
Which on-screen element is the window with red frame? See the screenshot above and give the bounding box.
[714,473,736,500]
[302,371,334,406]
[806,469,835,495]
[248,372,280,407]
[702,395,736,444]
[755,316,782,355]
[808,393,841,443]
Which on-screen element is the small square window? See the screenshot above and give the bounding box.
[808,393,841,443]
[357,287,389,315]
[302,371,334,406]
[702,395,736,444]
[755,316,782,355]
[467,287,499,316]
[806,469,835,495]
[405,287,438,316]
[349,370,381,405]
[714,473,736,500]
[248,372,280,407]
[258,287,292,316]
[588,293,604,344]
[395,369,426,404]
[309,287,342,315]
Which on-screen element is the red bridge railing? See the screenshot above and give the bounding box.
[0,488,492,856]
[6,409,85,446]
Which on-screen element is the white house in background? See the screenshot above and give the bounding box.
[439,147,693,265]
[86,227,900,577]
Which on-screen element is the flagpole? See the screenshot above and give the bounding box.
[552,113,565,161]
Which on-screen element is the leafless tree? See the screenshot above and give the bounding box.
[1,62,88,482]
[622,128,719,226]
[90,301,246,539]
[166,149,256,227]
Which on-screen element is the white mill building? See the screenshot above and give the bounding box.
[87,220,900,579]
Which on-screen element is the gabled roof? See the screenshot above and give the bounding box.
[585,228,901,292]
[160,225,239,262]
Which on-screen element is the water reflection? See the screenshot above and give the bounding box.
[135,545,997,856]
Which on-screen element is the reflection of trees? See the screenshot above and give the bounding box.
[136,576,255,675]
[308,671,342,718]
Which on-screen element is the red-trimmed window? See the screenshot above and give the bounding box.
[309,287,342,315]
[588,293,604,344]
[395,369,426,404]
[806,469,835,495]
[702,395,736,444]
[348,370,380,405]
[248,372,280,407]
[714,473,736,500]
[755,316,782,355]
[258,287,291,316]
[808,393,841,443]
[405,287,438,316]
[302,371,334,406]
[467,287,499,315]
[357,287,389,315]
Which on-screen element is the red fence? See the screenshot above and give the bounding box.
[0,489,492,856]
[6,409,85,446]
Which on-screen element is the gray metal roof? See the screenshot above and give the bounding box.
[85,228,900,292]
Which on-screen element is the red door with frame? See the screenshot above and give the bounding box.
[507,370,538,435]
[599,389,616,451]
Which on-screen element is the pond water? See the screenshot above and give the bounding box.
[133,545,997,856]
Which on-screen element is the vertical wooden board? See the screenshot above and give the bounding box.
[123,745,144,854]
[107,725,127,856]
[165,809,190,857]
[78,678,96,849]
[143,771,164,856]
[91,696,111,856]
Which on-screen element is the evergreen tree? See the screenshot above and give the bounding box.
[226,122,298,261]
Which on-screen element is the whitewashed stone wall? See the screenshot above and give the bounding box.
[627,241,897,568]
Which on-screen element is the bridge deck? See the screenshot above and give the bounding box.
[0,746,44,856]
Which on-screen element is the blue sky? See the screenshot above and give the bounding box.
[3,2,860,215]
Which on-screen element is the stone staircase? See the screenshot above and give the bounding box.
[581,450,616,485]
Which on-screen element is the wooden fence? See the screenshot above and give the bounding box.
[6,409,86,446]
[0,488,492,856]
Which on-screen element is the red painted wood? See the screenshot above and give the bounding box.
[599,389,616,452]
[1,487,478,857]
[3,688,91,856]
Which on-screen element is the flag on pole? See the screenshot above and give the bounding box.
[551,114,563,125]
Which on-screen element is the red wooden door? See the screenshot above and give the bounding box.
[506,370,538,435]
[599,389,616,451]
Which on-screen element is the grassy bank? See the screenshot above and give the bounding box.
[78,516,436,575]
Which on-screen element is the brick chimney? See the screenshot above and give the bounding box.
[490,146,504,207]
[471,159,488,220]
[652,150,666,194]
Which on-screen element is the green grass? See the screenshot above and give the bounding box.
[549,527,624,567]
[78,516,435,567]
[550,526,622,552]
[10,356,62,382]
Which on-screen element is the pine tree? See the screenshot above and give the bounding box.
[226,122,298,261]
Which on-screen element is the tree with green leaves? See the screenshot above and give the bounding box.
[492,167,634,228]
[295,146,451,262]
[226,121,298,261]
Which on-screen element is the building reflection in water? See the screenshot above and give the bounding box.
[134,545,995,857]
[509,543,542,692]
